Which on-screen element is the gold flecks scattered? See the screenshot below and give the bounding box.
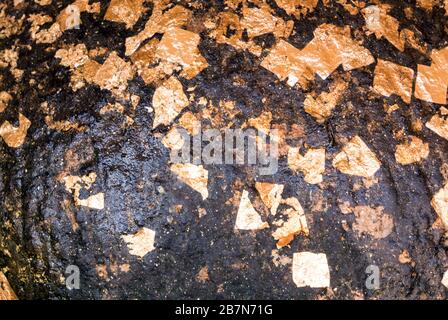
[304,77,348,123]
[28,14,56,43]
[196,266,209,283]
[426,113,448,141]
[333,136,381,178]
[121,227,156,258]
[271,249,292,267]
[0,113,31,148]
[170,163,209,200]
[34,0,52,5]
[352,206,394,239]
[0,272,17,300]
[275,0,318,18]
[398,250,412,264]
[288,147,326,184]
[235,189,269,230]
[201,99,240,129]
[104,0,146,29]
[273,198,308,248]
[336,0,364,15]
[395,136,429,165]
[255,182,284,215]
[155,27,208,79]
[0,4,24,39]
[152,76,189,128]
[415,47,448,105]
[431,183,448,230]
[0,91,12,113]
[62,172,104,210]
[292,252,330,288]
[125,5,192,56]
[373,59,414,104]
[99,103,125,115]
[262,24,374,88]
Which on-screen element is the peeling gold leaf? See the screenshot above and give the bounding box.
[288,147,325,184]
[0,113,31,148]
[171,163,209,200]
[395,136,429,165]
[121,227,156,258]
[373,59,414,104]
[333,136,381,178]
[292,252,330,288]
[235,190,268,230]
[275,0,318,18]
[273,198,308,248]
[152,77,189,128]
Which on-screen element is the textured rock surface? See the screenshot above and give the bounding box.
[0,0,448,300]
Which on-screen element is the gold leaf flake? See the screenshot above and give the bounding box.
[271,249,292,267]
[426,113,448,141]
[152,77,189,128]
[104,0,146,29]
[442,270,448,289]
[415,47,448,105]
[235,190,268,230]
[352,206,394,239]
[77,193,104,210]
[431,183,448,230]
[0,272,17,300]
[55,44,89,69]
[243,111,272,135]
[0,4,25,39]
[292,252,330,288]
[272,198,308,248]
[162,127,187,150]
[155,27,208,79]
[288,147,325,184]
[384,103,400,114]
[398,250,412,264]
[275,0,318,18]
[121,227,156,258]
[395,136,429,165]
[196,266,209,283]
[416,0,437,11]
[304,78,348,123]
[373,59,414,104]
[92,52,135,97]
[125,5,192,56]
[240,6,293,39]
[0,113,31,148]
[255,182,284,215]
[333,136,381,178]
[170,163,209,200]
[178,112,201,136]
[261,24,373,88]
[0,91,12,113]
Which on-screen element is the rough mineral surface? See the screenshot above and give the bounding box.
[1,0,448,300]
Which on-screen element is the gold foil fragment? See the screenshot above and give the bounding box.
[426,113,448,140]
[235,190,268,230]
[121,228,156,258]
[0,113,31,148]
[332,136,381,178]
[104,0,146,29]
[431,183,448,230]
[170,163,209,200]
[395,136,429,165]
[288,147,326,184]
[352,206,394,239]
[292,252,330,288]
[255,182,284,215]
[373,59,414,103]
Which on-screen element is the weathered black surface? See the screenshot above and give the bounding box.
[1,0,448,299]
